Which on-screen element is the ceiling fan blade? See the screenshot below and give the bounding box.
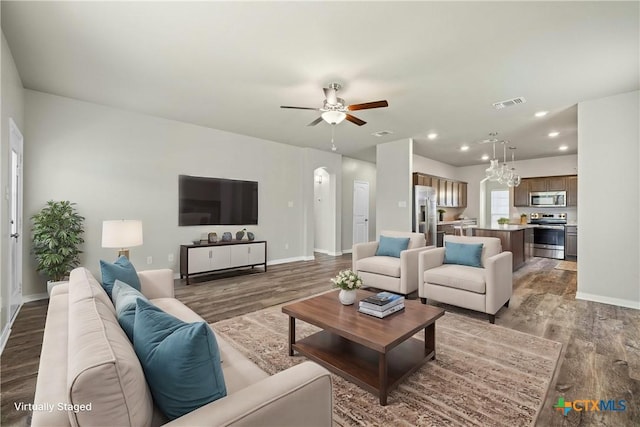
[323,87,338,105]
[280,106,320,110]
[345,114,366,126]
[347,100,389,111]
[307,117,324,126]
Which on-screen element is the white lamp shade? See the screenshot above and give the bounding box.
[321,111,347,125]
[102,220,143,248]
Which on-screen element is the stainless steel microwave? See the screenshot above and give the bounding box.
[530,191,566,207]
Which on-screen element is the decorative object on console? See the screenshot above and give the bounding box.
[208,232,218,243]
[102,219,143,259]
[330,269,363,305]
[222,232,232,242]
[236,228,246,240]
[31,200,85,282]
[247,231,255,241]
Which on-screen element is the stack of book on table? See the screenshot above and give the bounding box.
[358,292,405,318]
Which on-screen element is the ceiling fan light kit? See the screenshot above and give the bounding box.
[321,110,347,125]
[280,82,389,152]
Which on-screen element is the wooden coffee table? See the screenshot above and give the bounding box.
[282,290,445,405]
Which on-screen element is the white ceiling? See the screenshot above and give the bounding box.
[2,1,638,166]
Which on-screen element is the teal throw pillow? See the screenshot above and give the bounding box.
[112,279,149,341]
[133,299,227,420]
[444,242,484,267]
[100,255,141,299]
[376,235,410,258]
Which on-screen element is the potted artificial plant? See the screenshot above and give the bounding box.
[497,217,510,228]
[32,200,85,287]
[437,209,446,222]
[520,213,528,224]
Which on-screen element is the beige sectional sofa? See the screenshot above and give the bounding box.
[32,267,332,427]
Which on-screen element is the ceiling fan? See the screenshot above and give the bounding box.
[280,83,388,126]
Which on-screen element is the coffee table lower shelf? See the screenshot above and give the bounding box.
[292,330,434,405]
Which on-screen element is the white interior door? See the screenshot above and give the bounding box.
[9,119,24,323]
[353,181,369,245]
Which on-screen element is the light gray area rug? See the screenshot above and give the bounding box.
[212,307,562,426]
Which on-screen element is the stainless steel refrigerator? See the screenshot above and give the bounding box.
[413,185,437,247]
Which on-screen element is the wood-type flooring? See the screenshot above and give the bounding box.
[1,254,638,426]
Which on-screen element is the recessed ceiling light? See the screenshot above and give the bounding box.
[559,145,568,151]
[427,133,438,140]
[548,131,559,137]
[481,154,489,161]
[460,145,469,151]
[535,111,548,117]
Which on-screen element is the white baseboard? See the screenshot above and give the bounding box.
[314,249,343,257]
[23,293,49,303]
[0,324,11,355]
[575,292,640,310]
[268,256,311,266]
[342,249,353,254]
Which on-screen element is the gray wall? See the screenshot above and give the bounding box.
[341,156,376,251]
[23,90,309,297]
[375,139,413,236]
[577,90,639,309]
[1,31,25,337]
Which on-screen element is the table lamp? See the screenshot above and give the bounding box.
[102,220,143,259]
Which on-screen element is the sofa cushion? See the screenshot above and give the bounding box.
[356,256,401,278]
[444,242,483,267]
[68,267,115,315]
[380,230,426,249]
[133,299,227,421]
[444,235,502,267]
[67,296,153,427]
[424,264,486,294]
[113,279,149,341]
[100,255,141,299]
[376,235,410,258]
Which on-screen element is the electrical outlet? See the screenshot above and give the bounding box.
[147,256,153,265]
[168,253,174,262]
[285,243,289,250]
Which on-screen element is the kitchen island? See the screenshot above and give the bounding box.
[472,225,527,271]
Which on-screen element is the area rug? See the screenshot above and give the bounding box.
[555,260,577,271]
[211,306,562,426]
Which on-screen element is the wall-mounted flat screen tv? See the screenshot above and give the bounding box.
[179,175,258,226]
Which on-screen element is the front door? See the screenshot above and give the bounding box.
[9,119,23,323]
[353,181,369,245]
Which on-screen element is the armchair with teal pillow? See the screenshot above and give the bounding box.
[352,230,431,296]
[418,235,513,323]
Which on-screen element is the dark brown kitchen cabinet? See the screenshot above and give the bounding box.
[567,176,578,206]
[514,179,530,207]
[412,173,468,208]
[529,176,566,192]
[548,176,566,191]
[528,178,548,192]
[565,226,577,259]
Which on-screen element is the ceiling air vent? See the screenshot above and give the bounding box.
[492,97,526,110]
[372,130,394,137]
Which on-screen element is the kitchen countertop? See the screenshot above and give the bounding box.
[438,219,478,225]
[473,225,529,231]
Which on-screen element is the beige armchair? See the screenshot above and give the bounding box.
[418,235,512,323]
[352,230,432,296]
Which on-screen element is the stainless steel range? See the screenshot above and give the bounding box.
[529,213,566,259]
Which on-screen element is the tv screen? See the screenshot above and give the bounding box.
[179,175,258,226]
